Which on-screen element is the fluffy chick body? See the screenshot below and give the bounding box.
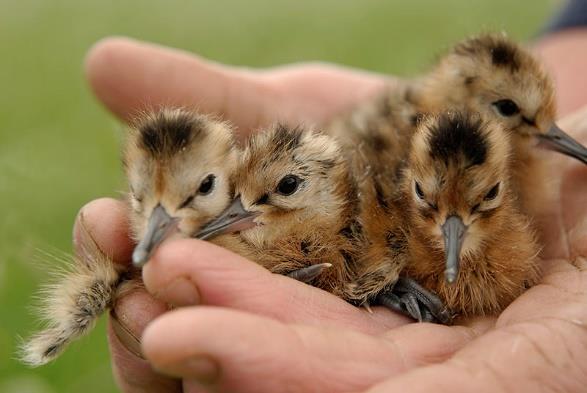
[418,33,558,221]
[324,82,424,305]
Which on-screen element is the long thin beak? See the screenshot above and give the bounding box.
[195,197,260,241]
[537,123,587,165]
[132,204,179,267]
[441,215,467,284]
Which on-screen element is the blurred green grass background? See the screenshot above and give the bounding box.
[0,0,555,391]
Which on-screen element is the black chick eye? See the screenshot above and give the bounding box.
[198,174,216,195]
[414,182,425,200]
[276,175,302,196]
[492,99,520,117]
[484,183,500,201]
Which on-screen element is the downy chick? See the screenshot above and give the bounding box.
[397,112,540,318]
[327,33,586,260]
[196,124,360,298]
[324,81,449,321]
[418,33,587,218]
[21,108,237,366]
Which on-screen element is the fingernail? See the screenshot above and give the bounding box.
[72,209,103,264]
[72,209,90,253]
[157,277,200,306]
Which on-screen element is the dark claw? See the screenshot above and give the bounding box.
[400,292,424,322]
[375,291,426,322]
[374,277,453,324]
[287,263,332,283]
[374,291,425,322]
[420,308,436,323]
[393,277,453,324]
[374,292,404,314]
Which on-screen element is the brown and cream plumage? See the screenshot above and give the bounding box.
[197,124,361,297]
[374,112,540,319]
[21,108,237,365]
[327,33,586,219]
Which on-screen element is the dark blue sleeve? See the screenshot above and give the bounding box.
[544,0,587,33]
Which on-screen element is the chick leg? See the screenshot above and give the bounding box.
[287,263,332,283]
[376,278,452,324]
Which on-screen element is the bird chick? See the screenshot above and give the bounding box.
[321,80,451,322]
[21,108,237,366]
[397,112,540,318]
[127,109,237,266]
[418,33,587,218]
[327,33,586,239]
[196,124,360,297]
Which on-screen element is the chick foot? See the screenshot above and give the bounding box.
[376,277,452,324]
[287,263,332,283]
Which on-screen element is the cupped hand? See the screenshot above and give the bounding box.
[77,36,587,392]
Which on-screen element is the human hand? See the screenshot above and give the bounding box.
[79,37,587,392]
[79,37,474,392]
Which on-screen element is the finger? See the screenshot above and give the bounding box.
[558,106,587,251]
[85,37,387,133]
[557,104,587,141]
[142,238,408,335]
[142,307,475,393]
[73,197,134,266]
[498,258,585,327]
[537,106,587,260]
[85,37,270,133]
[561,163,587,252]
[259,62,390,127]
[534,29,587,117]
[108,288,181,393]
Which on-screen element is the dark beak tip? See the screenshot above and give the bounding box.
[445,273,457,284]
[132,248,149,267]
[540,124,587,165]
[132,204,178,268]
